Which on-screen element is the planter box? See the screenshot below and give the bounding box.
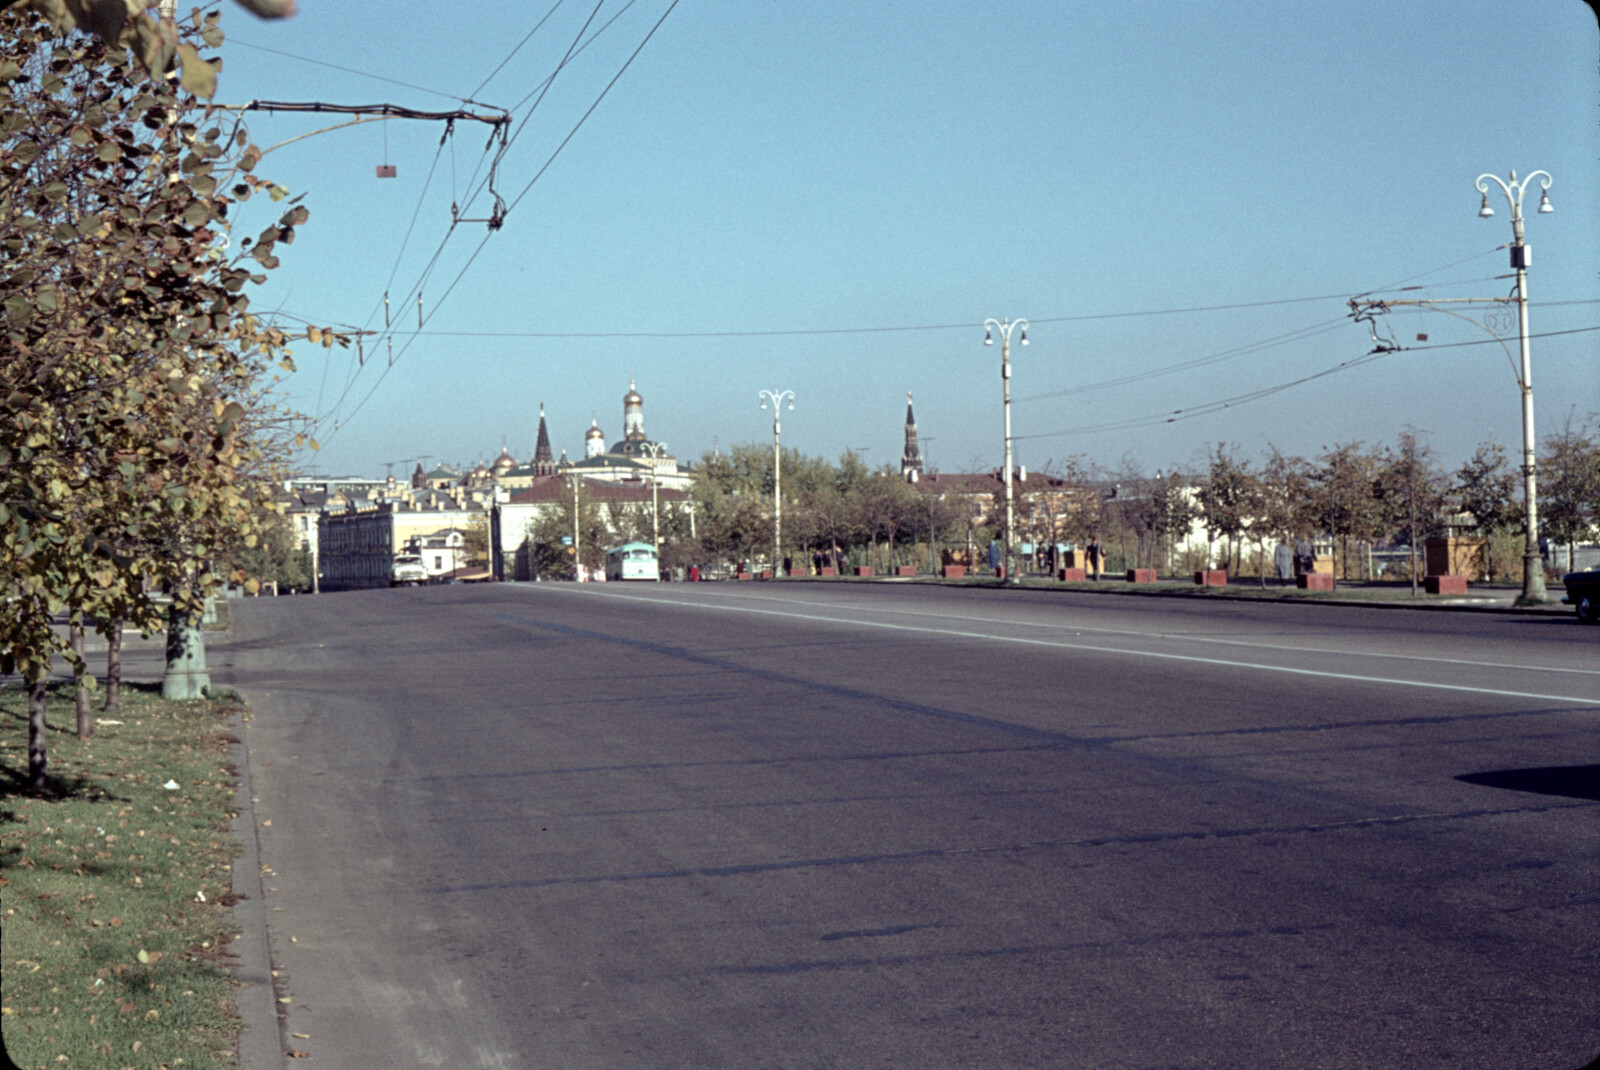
[1195,570,1228,587]
[1297,573,1334,590]
[819,566,837,577]
[854,565,873,577]
[942,565,965,579]
[895,565,916,576]
[736,572,754,581]
[1057,567,1087,582]
[760,569,773,579]
[1126,568,1156,583]
[1425,574,1468,595]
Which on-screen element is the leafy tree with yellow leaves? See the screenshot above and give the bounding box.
[1,5,337,786]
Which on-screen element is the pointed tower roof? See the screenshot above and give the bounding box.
[900,391,924,479]
[533,404,554,473]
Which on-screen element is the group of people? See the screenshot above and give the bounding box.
[810,549,847,575]
[996,538,1108,580]
[1270,538,1319,585]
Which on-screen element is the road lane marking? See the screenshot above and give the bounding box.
[519,587,1600,707]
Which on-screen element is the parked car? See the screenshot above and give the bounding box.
[1560,569,1600,624]
[390,554,428,587]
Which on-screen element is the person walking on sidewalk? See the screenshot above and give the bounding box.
[1087,537,1103,581]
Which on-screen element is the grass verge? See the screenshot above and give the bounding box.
[1,682,245,1070]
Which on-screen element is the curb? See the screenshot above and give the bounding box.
[229,704,285,1070]
[780,574,1575,618]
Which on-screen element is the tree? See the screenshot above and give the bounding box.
[1255,446,1311,585]
[526,479,612,579]
[1,7,333,786]
[1377,431,1445,595]
[1195,443,1257,574]
[1308,443,1386,579]
[218,507,312,593]
[1455,442,1518,581]
[1539,415,1600,573]
[855,470,922,570]
[461,514,490,567]
[15,0,295,94]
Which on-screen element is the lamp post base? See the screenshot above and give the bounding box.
[1515,550,1549,606]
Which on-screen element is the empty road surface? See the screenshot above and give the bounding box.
[213,582,1599,1069]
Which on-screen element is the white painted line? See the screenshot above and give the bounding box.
[522,585,1600,708]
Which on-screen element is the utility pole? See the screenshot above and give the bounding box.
[759,390,796,575]
[1478,169,1553,604]
[640,443,668,580]
[571,476,581,582]
[1345,167,1553,604]
[984,317,1028,585]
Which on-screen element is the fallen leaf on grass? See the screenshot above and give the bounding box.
[292,1032,312,1039]
[163,780,180,790]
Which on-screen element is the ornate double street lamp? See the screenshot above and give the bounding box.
[984,317,1027,585]
[1477,169,1553,605]
[639,441,668,579]
[759,389,796,575]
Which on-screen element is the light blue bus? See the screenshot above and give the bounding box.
[605,542,659,582]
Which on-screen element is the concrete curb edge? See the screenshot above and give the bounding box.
[229,705,284,1070]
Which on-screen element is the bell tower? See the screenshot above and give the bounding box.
[900,391,923,480]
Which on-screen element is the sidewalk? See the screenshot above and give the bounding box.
[875,572,1578,617]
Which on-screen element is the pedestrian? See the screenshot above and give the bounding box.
[688,564,700,582]
[1274,542,1294,586]
[986,540,1002,574]
[1294,536,1315,579]
[1087,536,1103,581]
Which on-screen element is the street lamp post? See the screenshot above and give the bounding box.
[639,442,668,580]
[759,390,796,575]
[984,317,1028,585]
[570,475,581,581]
[1477,169,1553,605]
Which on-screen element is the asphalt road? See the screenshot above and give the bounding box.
[212,582,1600,1070]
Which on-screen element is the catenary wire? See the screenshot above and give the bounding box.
[312,0,681,446]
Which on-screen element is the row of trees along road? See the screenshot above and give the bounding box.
[621,426,1597,586]
[2,5,346,787]
[1102,426,1600,588]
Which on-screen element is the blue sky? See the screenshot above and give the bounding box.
[213,0,1600,480]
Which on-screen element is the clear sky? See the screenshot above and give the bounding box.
[212,0,1600,480]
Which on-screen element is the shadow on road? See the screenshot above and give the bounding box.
[1456,764,1600,802]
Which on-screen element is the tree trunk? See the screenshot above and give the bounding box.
[70,624,93,740]
[104,613,123,713]
[28,676,49,790]
[1409,499,1419,597]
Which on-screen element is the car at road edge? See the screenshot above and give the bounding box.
[1560,569,1600,623]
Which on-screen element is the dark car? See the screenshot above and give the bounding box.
[1560,569,1600,624]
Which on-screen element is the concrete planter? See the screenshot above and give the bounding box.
[1126,568,1156,583]
[855,565,873,578]
[941,565,965,579]
[1425,574,1468,595]
[1298,573,1334,590]
[1195,570,1228,586]
[819,566,837,577]
[1057,567,1087,581]
[895,565,916,576]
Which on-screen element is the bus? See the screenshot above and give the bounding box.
[605,542,659,582]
